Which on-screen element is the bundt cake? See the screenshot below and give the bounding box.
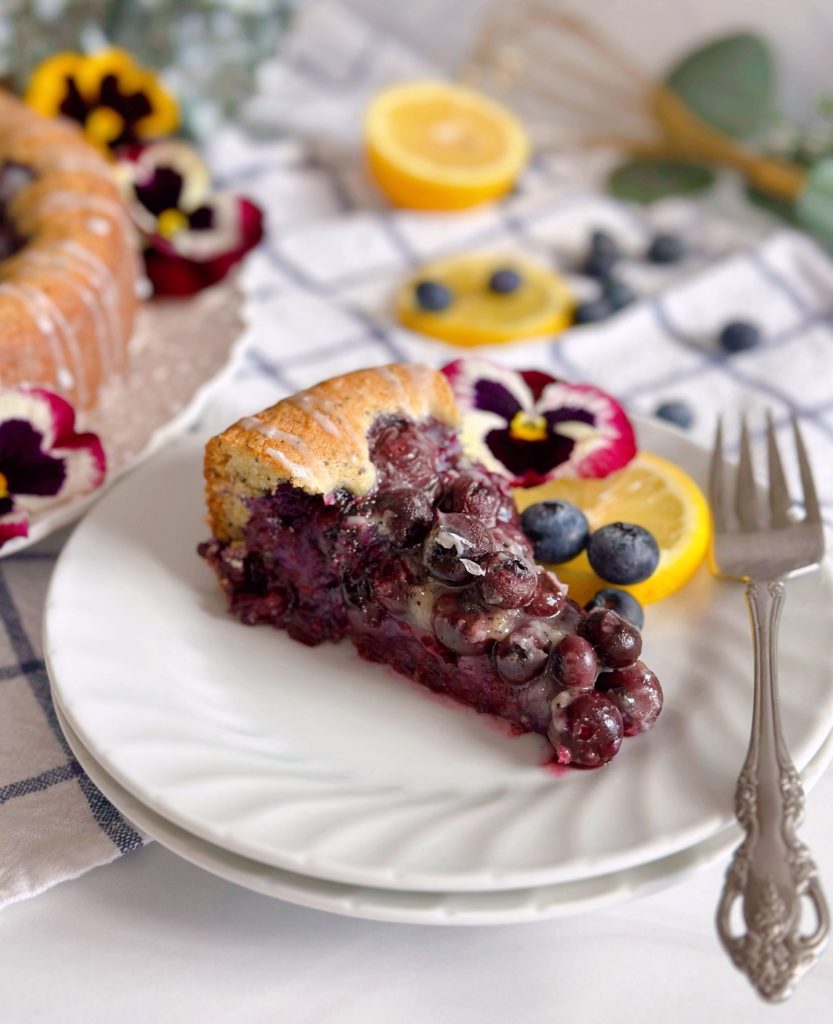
[0,89,140,410]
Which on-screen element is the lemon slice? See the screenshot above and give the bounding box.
[397,253,574,347]
[513,452,711,605]
[365,81,530,210]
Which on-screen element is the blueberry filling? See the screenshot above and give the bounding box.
[200,414,661,767]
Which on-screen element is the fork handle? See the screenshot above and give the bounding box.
[717,579,829,1001]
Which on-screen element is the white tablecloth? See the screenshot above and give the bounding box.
[2,1,833,1017]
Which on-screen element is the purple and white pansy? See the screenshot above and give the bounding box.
[0,388,106,548]
[116,139,264,296]
[442,358,636,487]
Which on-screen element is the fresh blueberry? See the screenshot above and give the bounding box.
[587,522,659,585]
[590,229,619,261]
[654,400,693,429]
[488,267,523,294]
[521,501,590,564]
[573,297,612,325]
[585,587,644,629]
[646,233,684,264]
[414,279,452,312]
[719,320,761,354]
[581,251,617,279]
[602,277,636,311]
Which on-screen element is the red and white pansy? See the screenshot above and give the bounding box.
[0,387,106,548]
[442,358,636,487]
[116,139,264,296]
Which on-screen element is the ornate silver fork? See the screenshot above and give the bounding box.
[710,412,829,1001]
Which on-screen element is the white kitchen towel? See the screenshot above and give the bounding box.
[2,0,833,909]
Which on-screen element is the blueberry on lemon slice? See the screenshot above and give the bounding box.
[398,254,574,347]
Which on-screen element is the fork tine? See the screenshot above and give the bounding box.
[709,417,730,532]
[765,411,792,526]
[736,414,760,531]
[792,414,822,524]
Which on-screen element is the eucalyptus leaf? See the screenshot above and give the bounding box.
[795,157,833,248]
[609,158,715,204]
[666,33,775,140]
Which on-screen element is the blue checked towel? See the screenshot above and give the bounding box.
[2,0,833,909]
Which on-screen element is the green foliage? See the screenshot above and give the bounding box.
[608,158,715,203]
[666,33,775,140]
[795,158,833,248]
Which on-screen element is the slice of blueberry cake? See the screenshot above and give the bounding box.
[199,365,662,768]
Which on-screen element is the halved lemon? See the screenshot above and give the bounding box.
[513,452,711,606]
[397,253,574,346]
[365,81,530,210]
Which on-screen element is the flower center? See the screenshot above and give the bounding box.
[157,207,189,239]
[85,106,125,145]
[509,411,548,442]
[0,471,7,500]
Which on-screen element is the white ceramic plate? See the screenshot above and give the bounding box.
[52,696,833,925]
[45,418,833,892]
[2,278,247,557]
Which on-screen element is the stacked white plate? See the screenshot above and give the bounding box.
[45,419,833,925]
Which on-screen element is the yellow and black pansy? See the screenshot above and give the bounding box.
[25,48,179,155]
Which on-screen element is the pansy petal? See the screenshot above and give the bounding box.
[537,381,636,479]
[0,509,29,549]
[135,75,181,138]
[0,421,66,497]
[143,249,208,296]
[520,369,560,402]
[0,389,63,449]
[485,427,576,486]
[57,431,107,490]
[24,52,86,117]
[457,408,513,476]
[75,49,146,103]
[143,196,263,296]
[443,358,536,420]
[0,387,106,515]
[27,387,78,443]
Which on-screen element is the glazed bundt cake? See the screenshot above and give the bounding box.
[0,89,140,409]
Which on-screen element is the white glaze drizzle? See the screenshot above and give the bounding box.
[36,191,131,232]
[240,416,329,483]
[287,394,340,437]
[265,447,315,484]
[0,282,70,393]
[15,282,87,406]
[58,239,123,372]
[20,247,113,379]
[50,155,115,182]
[378,364,409,407]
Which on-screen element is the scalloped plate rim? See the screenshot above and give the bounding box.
[44,417,833,892]
[52,697,833,925]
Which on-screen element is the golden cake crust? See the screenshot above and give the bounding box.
[0,90,139,409]
[205,364,460,542]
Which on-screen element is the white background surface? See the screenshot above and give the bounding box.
[2,773,833,1023]
[5,1,833,1019]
